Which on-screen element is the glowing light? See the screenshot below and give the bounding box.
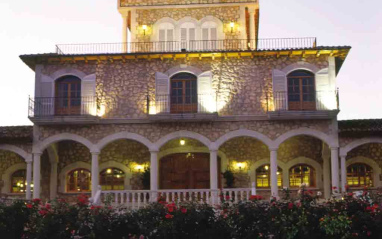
[142,25,148,30]
[236,162,247,171]
[276,172,280,175]
[20,184,24,188]
[264,165,269,170]
[97,104,106,117]
[17,182,21,186]
[31,184,34,188]
[230,22,235,33]
[180,139,186,146]
[135,165,144,172]
[116,175,121,178]
[106,169,112,174]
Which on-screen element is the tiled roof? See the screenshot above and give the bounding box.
[338,119,382,134]
[0,126,33,143]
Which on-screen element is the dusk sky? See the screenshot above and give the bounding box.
[0,0,381,126]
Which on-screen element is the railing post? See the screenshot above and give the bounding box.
[251,182,257,196]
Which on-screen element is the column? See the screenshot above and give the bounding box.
[33,153,41,199]
[210,150,218,204]
[26,160,32,200]
[270,148,278,198]
[331,147,340,192]
[323,154,331,199]
[50,162,58,199]
[122,14,128,52]
[150,151,159,202]
[340,155,347,192]
[91,152,100,198]
[249,8,256,49]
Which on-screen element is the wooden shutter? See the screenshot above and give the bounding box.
[159,29,166,41]
[189,28,196,50]
[81,74,96,115]
[315,68,332,109]
[40,80,54,116]
[210,28,217,40]
[167,29,174,51]
[197,71,214,112]
[272,69,287,111]
[155,72,170,113]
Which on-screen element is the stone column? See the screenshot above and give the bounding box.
[33,153,42,199]
[150,151,159,201]
[249,8,256,49]
[340,155,347,192]
[331,147,340,192]
[91,152,100,198]
[26,160,32,200]
[122,14,128,52]
[210,150,219,203]
[50,162,58,199]
[270,148,279,198]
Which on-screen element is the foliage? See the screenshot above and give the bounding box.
[222,170,235,188]
[0,189,381,239]
[141,168,150,190]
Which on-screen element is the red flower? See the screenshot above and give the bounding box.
[307,190,313,195]
[249,195,263,201]
[288,202,293,209]
[225,195,230,200]
[77,194,89,205]
[165,214,174,219]
[168,206,174,212]
[181,208,187,214]
[347,192,354,197]
[367,231,372,236]
[26,203,33,209]
[332,186,337,190]
[32,198,42,204]
[45,203,51,209]
[345,185,349,190]
[366,206,372,211]
[38,210,48,216]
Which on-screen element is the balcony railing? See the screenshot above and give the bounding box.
[55,38,317,55]
[120,0,257,7]
[28,97,97,118]
[269,90,339,112]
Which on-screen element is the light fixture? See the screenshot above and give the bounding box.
[142,25,148,35]
[236,162,245,171]
[230,22,235,33]
[135,165,144,172]
[264,165,269,171]
[180,139,186,146]
[107,168,112,174]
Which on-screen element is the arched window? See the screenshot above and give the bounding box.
[66,169,91,192]
[158,22,175,51]
[201,21,218,50]
[256,164,282,188]
[170,73,197,113]
[287,70,316,111]
[289,164,316,187]
[11,170,26,193]
[180,22,196,50]
[55,76,81,115]
[100,168,125,190]
[347,163,373,187]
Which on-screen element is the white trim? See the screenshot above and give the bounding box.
[346,156,382,187]
[273,128,336,148]
[1,163,27,194]
[281,62,320,75]
[96,132,155,151]
[213,129,274,150]
[249,159,287,188]
[340,138,382,156]
[50,68,88,81]
[99,161,133,190]
[165,65,204,78]
[0,144,32,162]
[35,133,96,154]
[59,162,91,193]
[155,131,212,150]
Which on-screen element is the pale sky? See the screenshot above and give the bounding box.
[0,0,381,126]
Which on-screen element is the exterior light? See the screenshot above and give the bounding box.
[264,165,269,171]
[116,175,121,178]
[107,168,112,174]
[135,165,144,172]
[31,184,34,188]
[230,22,235,33]
[180,139,186,146]
[142,25,148,35]
[276,172,280,175]
[236,162,245,170]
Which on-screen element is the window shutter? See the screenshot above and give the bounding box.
[210,28,217,40]
[197,71,214,113]
[81,74,96,115]
[272,69,287,111]
[40,81,54,116]
[315,68,334,109]
[202,28,209,40]
[189,28,196,50]
[167,29,174,41]
[155,72,170,113]
[159,29,166,41]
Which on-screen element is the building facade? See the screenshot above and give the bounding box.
[0,0,381,202]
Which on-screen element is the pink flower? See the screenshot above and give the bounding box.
[26,203,33,209]
[38,210,48,216]
[225,195,230,200]
[288,202,293,209]
[45,203,51,209]
[32,198,42,204]
[165,214,174,219]
[181,208,187,214]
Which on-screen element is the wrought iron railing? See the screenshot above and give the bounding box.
[28,96,97,118]
[148,94,217,114]
[268,90,339,112]
[55,38,317,55]
[120,0,257,7]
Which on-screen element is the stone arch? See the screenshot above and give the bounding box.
[155,131,212,150]
[285,157,323,188]
[340,138,382,156]
[0,144,32,162]
[99,161,132,190]
[59,161,91,193]
[35,133,96,154]
[273,128,336,149]
[96,132,155,152]
[249,158,287,187]
[346,156,381,187]
[165,65,204,78]
[50,68,88,81]
[151,17,177,42]
[214,129,273,150]
[1,163,27,194]
[281,62,320,75]
[178,16,199,27]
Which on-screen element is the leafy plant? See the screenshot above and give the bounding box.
[141,167,150,190]
[222,170,235,188]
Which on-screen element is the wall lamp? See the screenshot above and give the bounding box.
[142,25,148,36]
[230,22,235,33]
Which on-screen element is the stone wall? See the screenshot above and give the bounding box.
[0,150,25,194]
[347,143,382,167]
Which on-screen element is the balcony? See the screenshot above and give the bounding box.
[55,38,317,55]
[267,91,340,120]
[28,97,99,124]
[120,0,257,7]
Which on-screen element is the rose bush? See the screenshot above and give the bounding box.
[0,189,380,239]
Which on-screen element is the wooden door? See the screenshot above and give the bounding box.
[160,153,221,189]
[287,71,316,111]
[55,76,81,115]
[170,73,197,113]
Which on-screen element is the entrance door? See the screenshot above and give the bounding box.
[55,76,81,115]
[170,73,198,113]
[160,153,221,189]
[287,70,316,111]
